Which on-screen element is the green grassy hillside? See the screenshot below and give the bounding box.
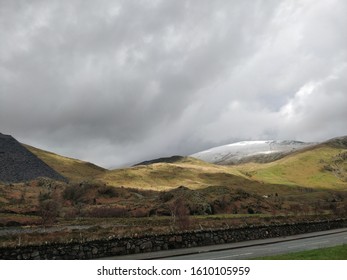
[25,144,106,182]
[98,157,250,191]
[24,137,347,192]
[236,144,347,190]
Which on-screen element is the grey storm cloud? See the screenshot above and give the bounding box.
[1,0,347,168]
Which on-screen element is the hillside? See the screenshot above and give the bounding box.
[234,138,347,190]
[25,144,106,182]
[5,135,347,192]
[97,137,347,192]
[98,156,251,191]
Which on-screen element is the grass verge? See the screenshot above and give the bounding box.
[257,244,347,260]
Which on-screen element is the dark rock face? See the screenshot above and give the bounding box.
[0,133,66,183]
[133,155,185,166]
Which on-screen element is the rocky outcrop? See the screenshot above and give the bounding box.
[0,133,66,183]
[325,136,347,149]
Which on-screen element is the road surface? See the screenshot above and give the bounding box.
[163,228,347,260]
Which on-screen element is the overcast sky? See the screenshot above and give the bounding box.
[1,0,347,168]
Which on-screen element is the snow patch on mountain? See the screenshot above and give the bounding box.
[190,140,316,165]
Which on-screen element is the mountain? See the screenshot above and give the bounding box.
[3,132,346,191]
[191,140,316,165]
[25,144,106,182]
[236,136,347,189]
[324,136,347,149]
[0,133,66,183]
[99,136,346,191]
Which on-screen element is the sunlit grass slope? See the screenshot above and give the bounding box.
[236,145,347,189]
[24,137,347,192]
[98,157,250,191]
[25,144,106,182]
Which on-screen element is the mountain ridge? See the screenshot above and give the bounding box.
[2,133,346,190]
[190,139,318,165]
[133,155,185,166]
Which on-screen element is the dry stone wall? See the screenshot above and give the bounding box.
[1,219,346,259]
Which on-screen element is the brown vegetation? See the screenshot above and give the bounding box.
[1,177,347,247]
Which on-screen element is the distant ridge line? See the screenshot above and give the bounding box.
[133,155,185,166]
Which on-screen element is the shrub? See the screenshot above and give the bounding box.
[159,192,174,202]
[39,199,61,225]
[234,188,250,200]
[247,207,255,214]
[64,208,78,219]
[63,183,93,204]
[132,208,149,218]
[38,191,51,202]
[97,185,118,198]
[190,203,213,215]
[169,198,191,230]
[87,206,128,218]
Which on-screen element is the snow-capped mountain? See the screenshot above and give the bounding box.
[190,140,316,165]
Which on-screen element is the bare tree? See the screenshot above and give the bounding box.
[39,199,61,225]
[169,197,191,230]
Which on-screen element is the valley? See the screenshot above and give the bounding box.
[0,134,347,258]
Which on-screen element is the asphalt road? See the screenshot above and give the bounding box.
[100,228,347,260]
[163,228,347,260]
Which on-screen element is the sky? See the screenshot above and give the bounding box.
[1,0,347,168]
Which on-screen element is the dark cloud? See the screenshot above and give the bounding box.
[1,0,346,168]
